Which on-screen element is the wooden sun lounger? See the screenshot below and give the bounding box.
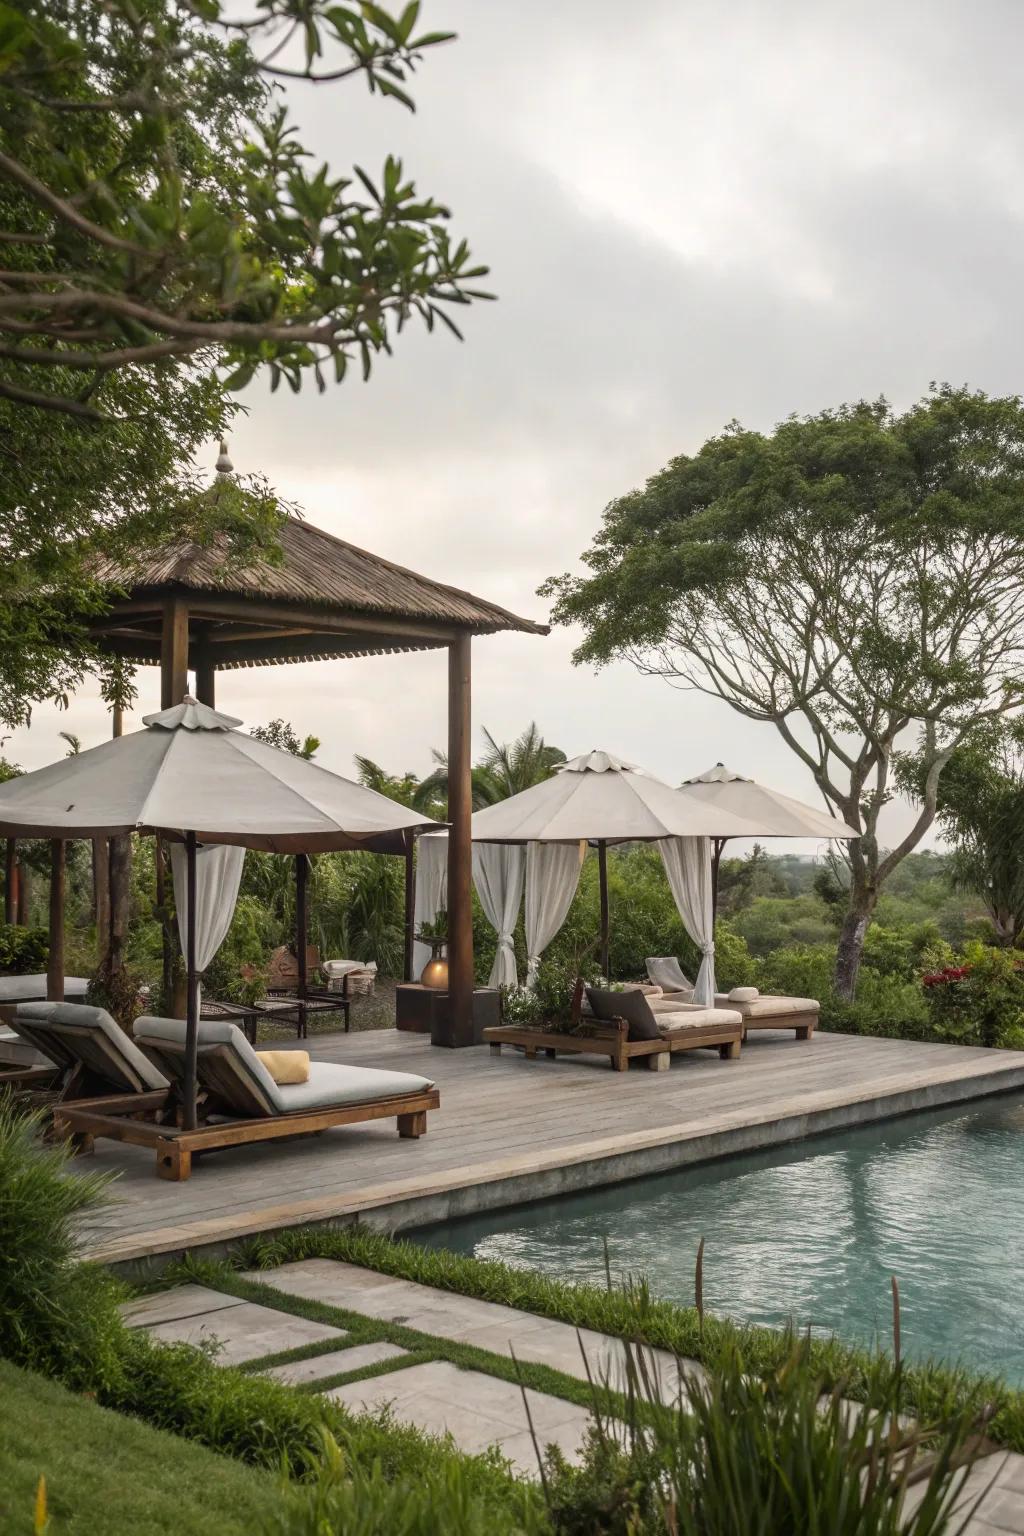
[53,1085,440,1180]
[484,1016,741,1072]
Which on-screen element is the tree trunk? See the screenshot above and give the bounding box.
[833,896,875,1001]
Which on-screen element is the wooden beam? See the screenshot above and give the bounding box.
[47,839,65,1002]
[447,634,474,1043]
[4,839,16,925]
[209,633,447,667]
[181,594,463,644]
[160,597,189,709]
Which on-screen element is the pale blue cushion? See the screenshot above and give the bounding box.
[275,1062,435,1113]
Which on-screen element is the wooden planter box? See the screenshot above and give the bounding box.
[483,1015,742,1072]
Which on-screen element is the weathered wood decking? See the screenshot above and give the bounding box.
[81,1028,1024,1267]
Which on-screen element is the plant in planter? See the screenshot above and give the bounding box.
[416,909,449,990]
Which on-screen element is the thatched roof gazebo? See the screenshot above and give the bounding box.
[43,490,548,1043]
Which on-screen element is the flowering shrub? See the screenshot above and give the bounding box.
[920,943,1024,1049]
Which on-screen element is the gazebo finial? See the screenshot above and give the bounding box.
[215,439,233,477]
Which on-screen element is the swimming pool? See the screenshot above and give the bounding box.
[415,1093,1024,1385]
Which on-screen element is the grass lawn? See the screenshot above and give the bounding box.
[0,1360,285,1536]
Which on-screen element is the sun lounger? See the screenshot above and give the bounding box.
[585,986,743,1070]
[645,958,818,1040]
[0,1001,169,1106]
[54,1017,439,1180]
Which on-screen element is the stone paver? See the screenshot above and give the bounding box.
[948,1451,1024,1535]
[252,1258,699,1404]
[265,1340,407,1386]
[124,1289,345,1367]
[327,1359,593,1476]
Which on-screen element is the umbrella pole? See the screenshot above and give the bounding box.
[184,831,199,1132]
[295,854,308,1035]
[403,831,416,983]
[598,839,610,979]
[47,838,65,1002]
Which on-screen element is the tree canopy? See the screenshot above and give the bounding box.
[543,387,1024,995]
[0,0,489,726]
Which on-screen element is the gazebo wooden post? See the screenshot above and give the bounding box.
[403,830,416,983]
[4,838,17,924]
[194,630,216,708]
[160,597,189,709]
[597,839,610,979]
[47,839,65,1002]
[447,635,474,1040]
[184,831,199,1131]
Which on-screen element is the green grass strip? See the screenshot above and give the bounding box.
[217,1223,1024,1455]
[173,1255,626,1421]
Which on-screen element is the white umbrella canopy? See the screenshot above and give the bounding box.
[0,698,441,852]
[470,750,763,844]
[678,763,859,840]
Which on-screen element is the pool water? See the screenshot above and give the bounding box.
[415,1094,1024,1384]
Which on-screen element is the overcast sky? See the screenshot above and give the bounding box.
[10,0,1024,851]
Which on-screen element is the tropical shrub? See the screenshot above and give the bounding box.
[203,895,274,1006]
[264,1430,543,1536]
[0,922,48,974]
[542,1334,986,1535]
[921,942,1024,1049]
[0,1102,126,1392]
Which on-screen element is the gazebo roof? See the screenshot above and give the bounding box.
[89,515,547,671]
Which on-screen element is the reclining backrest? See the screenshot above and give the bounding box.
[645,957,694,995]
[19,1002,168,1092]
[133,1016,282,1117]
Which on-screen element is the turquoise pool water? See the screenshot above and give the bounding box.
[415,1094,1024,1384]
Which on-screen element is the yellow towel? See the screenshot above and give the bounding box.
[256,1049,310,1085]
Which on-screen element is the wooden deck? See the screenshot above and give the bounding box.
[80,1028,1024,1267]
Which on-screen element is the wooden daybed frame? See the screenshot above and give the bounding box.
[483,1016,741,1072]
[53,1085,440,1181]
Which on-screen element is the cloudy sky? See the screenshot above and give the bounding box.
[10,0,1024,849]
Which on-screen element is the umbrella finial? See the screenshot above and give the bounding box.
[143,698,244,732]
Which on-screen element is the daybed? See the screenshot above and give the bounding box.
[484,985,743,1072]
[646,958,818,1040]
[54,1016,440,1180]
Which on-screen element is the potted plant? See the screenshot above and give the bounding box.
[416,909,448,990]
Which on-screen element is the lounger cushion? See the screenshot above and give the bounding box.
[20,1002,168,1090]
[586,986,660,1041]
[134,1016,280,1112]
[134,1016,435,1117]
[645,958,693,996]
[0,975,89,1003]
[728,987,760,1002]
[274,1061,436,1113]
[656,1006,743,1037]
[713,993,818,1018]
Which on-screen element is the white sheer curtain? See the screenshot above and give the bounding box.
[412,831,448,981]
[525,840,585,987]
[473,843,525,988]
[170,841,245,992]
[657,836,716,1005]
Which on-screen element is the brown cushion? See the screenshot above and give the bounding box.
[586,986,660,1042]
[255,1049,310,1085]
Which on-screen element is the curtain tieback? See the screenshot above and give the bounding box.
[700,941,715,956]
[497,933,515,952]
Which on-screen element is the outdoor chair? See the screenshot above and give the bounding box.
[54,1016,440,1181]
[645,958,819,1040]
[0,1001,169,1110]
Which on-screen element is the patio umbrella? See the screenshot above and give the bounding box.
[0,697,441,1125]
[469,751,763,986]
[678,763,859,917]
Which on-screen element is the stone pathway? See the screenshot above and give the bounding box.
[252,1257,699,1404]
[123,1263,1024,1524]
